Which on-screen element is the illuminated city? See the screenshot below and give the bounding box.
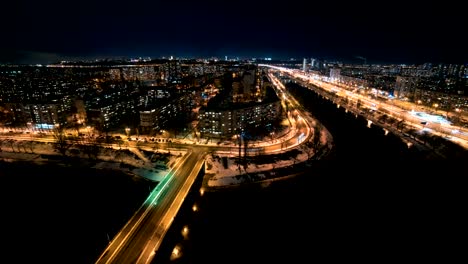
[1,0,466,263]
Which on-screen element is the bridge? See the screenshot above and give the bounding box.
[15,65,461,263]
[90,72,322,263]
[0,71,321,264]
[95,150,205,264]
[84,73,320,263]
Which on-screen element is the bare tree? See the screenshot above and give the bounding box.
[79,136,101,160]
[299,142,314,160]
[311,123,323,153]
[20,142,28,153]
[28,141,34,153]
[115,138,124,150]
[396,120,405,132]
[378,114,388,124]
[8,139,16,152]
[53,127,71,156]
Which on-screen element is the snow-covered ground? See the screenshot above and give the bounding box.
[205,123,332,187]
[0,140,184,182]
[205,150,309,187]
[0,113,334,188]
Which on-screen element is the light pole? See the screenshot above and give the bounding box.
[417,100,422,111]
[455,108,462,127]
[125,127,130,139]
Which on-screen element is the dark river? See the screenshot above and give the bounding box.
[0,160,155,264]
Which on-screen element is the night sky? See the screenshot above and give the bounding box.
[1,0,466,64]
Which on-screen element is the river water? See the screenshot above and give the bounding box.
[0,160,155,264]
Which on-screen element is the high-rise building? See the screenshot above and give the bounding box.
[242,70,255,96]
[199,96,282,137]
[162,61,182,84]
[330,68,341,81]
[395,76,418,100]
[303,58,307,72]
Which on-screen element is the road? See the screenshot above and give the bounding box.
[260,64,468,149]
[0,72,322,264]
[95,150,205,264]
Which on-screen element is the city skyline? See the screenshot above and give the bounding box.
[1,55,467,263]
[1,1,466,261]
[2,0,466,65]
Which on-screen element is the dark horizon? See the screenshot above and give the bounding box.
[2,0,466,65]
[1,49,466,66]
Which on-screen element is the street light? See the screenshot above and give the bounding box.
[455,108,461,120]
[455,108,462,126]
[432,103,439,114]
[182,225,189,238]
[416,100,423,111]
[171,245,181,259]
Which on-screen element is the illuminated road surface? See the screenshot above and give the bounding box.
[0,71,324,264]
[260,64,468,149]
[95,150,205,264]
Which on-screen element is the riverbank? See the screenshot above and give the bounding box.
[0,155,156,264]
[0,141,183,182]
[203,119,333,190]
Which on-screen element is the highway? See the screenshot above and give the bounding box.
[260,64,468,149]
[88,89,313,263]
[0,95,313,159]
[95,150,205,264]
[1,64,464,264]
[0,72,320,264]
